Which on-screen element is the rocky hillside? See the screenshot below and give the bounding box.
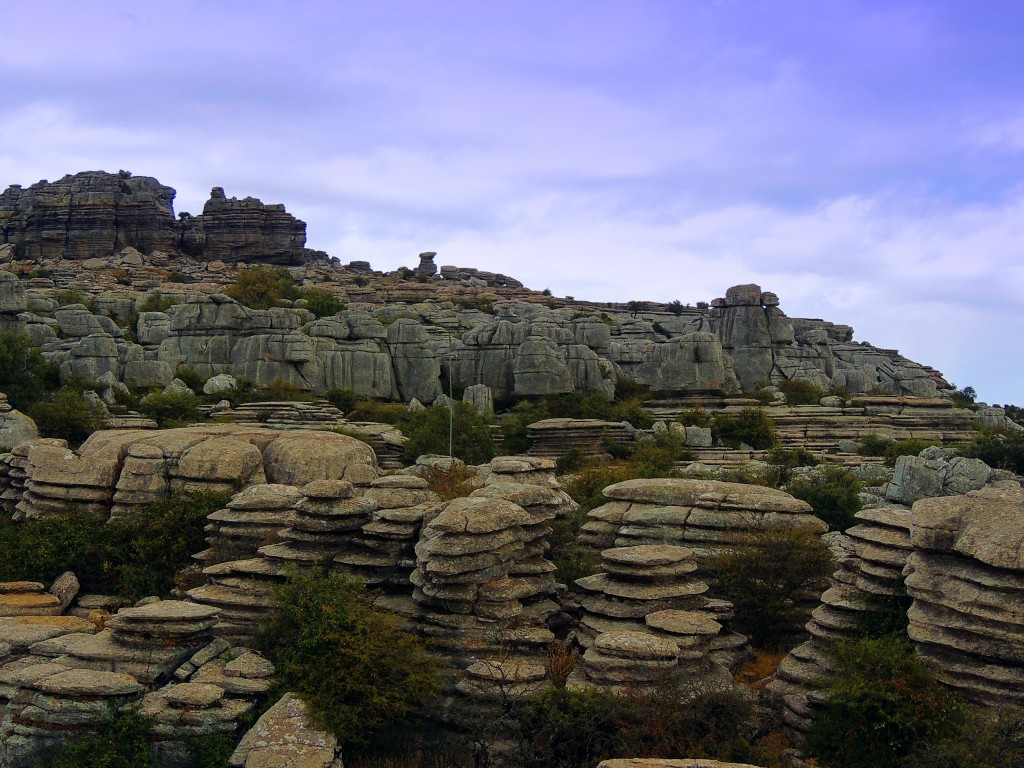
[0,171,955,405]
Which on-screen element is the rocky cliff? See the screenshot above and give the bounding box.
[0,172,311,265]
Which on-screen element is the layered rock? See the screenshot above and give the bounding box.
[579,478,825,560]
[198,484,302,566]
[179,187,308,265]
[527,418,635,459]
[0,172,178,260]
[905,487,1024,708]
[228,692,343,768]
[0,395,36,452]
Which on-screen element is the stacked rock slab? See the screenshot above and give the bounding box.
[259,480,377,571]
[411,496,554,658]
[198,484,302,566]
[477,455,563,489]
[569,630,681,695]
[904,487,1024,708]
[579,478,825,560]
[334,476,439,589]
[228,692,343,768]
[526,418,634,459]
[187,558,285,644]
[768,505,913,735]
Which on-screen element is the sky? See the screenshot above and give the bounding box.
[1,1,1022,403]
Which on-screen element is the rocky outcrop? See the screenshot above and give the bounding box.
[905,487,1024,708]
[180,187,308,265]
[228,692,343,768]
[579,478,825,560]
[0,172,178,261]
[0,395,36,452]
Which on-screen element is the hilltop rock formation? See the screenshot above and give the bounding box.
[0,172,312,265]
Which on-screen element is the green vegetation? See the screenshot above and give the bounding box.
[786,466,862,531]
[55,287,92,308]
[964,427,1024,475]
[138,291,176,313]
[710,528,834,649]
[257,570,439,749]
[224,266,302,309]
[138,389,204,428]
[777,378,825,405]
[765,447,818,485]
[218,378,316,407]
[858,434,941,465]
[711,407,776,449]
[0,331,60,410]
[402,402,496,465]
[324,387,357,413]
[948,384,978,410]
[0,491,228,601]
[29,387,106,446]
[805,636,967,768]
[304,289,346,318]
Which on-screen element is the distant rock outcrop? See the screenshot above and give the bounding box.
[0,172,311,265]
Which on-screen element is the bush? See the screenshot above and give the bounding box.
[402,402,496,465]
[38,709,156,768]
[304,289,346,318]
[0,332,60,410]
[224,266,301,309]
[217,379,315,408]
[420,463,477,501]
[786,466,862,531]
[324,387,357,413]
[174,365,206,393]
[55,288,92,308]
[29,388,106,446]
[257,570,439,748]
[137,291,175,313]
[138,390,203,428]
[346,399,409,425]
[0,491,228,601]
[778,378,825,405]
[964,428,1024,475]
[805,636,967,768]
[712,407,776,449]
[709,528,834,650]
[765,447,818,485]
[858,434,942,465]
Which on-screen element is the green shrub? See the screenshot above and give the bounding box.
[55,288,92,308]
[964,428,1024,475]
[324,388,357,413]
[805,636,968,768]
[858,434,942,465]
[346,399,409,425]
[29,388,106,446]
[224,266,301,309]
[786,466,862,531]
[0,332,60,410]
[37,709,157,768]
[257,570,439,748]
[402,402,496,465]
[303,289,346,318]
[903,709,1024,768]
[711,407,776,449]
[710,528,833,650]
[778,378,825,405]
[174,365,206,392]
[612,376,649,402]
[765,447,818,484]
[948,384,978,410]
[138,390,203,428]
[0,491,228,601]
[555,448,587,475]
[217,378,315,408]
[676,407,712,428]
[138,291,175,313]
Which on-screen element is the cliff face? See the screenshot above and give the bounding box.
[181,187,308,265]
[0,173,309,265]
[0,171,178,260]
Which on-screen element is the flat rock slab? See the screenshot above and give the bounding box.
[164,682,225,708]
[601,544,694,567]
[646,609,721,636]
[594,630,679,660]
[35,668,142,696]
[0,616,98,650]
[228,692,340,768]
[115,600,220,623]
[0,592,62,617]
[0,582,45,594]
[603,478,812,514]
[428,497,530,534]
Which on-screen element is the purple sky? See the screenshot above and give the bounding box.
[2,1,1023,403]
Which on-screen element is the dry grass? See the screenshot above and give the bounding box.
[734,649,788,688]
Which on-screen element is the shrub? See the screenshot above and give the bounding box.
[38,709,156,768]
[555,448,587,475]
[29,388,106,446]
[712,407,776,449]
[402,402,496,465]
[964,428,1024,475]
[0,491,228,601]
[224,266,301,309]
[174,365,206,392]
[420,463,477,501]
[55,288,91,308]
[667,299,685,316]
[257,570,439,747]
[0,332,60,410]
[709,528,834,650]
[138,390,203,428]
[948,384,978,410]
[137,291,175,313]
[346,399,409,425]
[778,378,825,405]
[805,636,968,768]
[217,379,315,408]
[324,387,357,413]
[304,289,346,318]
[676,407,712,428]
[786,466,862,531]
[858,434,942,465]
[765,447,818,485]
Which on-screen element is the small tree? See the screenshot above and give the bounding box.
[0,332,59,410]
[711,407,776,449]
[224,266,301,309]
[257,570,439,747]
[403,401,496,465]
[710,528,833,649]
[304,289,346,318]
[786,466,862,531]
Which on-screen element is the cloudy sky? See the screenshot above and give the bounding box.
[1,1,1023,403]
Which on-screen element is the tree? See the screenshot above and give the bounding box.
[403,401,496,465]
[257,570,439,747]
[224,266,301,309]
[0,332,60,410]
